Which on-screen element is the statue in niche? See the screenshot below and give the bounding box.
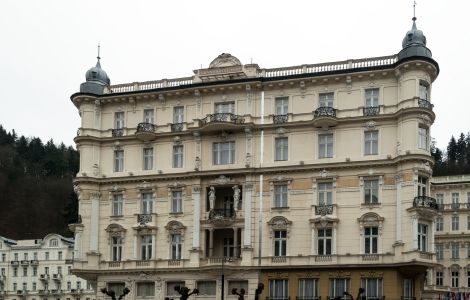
[208,186,216,210]
[233,185,240,211]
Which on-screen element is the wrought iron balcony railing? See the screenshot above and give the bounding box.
[273,114,288,124]
[30,259,39,265]
[418,98,433,110]
[413,196,438,210]
[296,297,320,300]
[136,122,155,133]
[313,107,336,118]
[200,113,245,126]
[208,208,236,219]
[315,204,334,215]
[20,260,29,265]
[111,128,124,137]
[363,106,380,116]
[171,123,184,132]
[137,214,152,225]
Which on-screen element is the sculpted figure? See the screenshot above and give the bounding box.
[208,186,216,210]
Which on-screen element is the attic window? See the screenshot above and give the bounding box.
[49,238,58,247]
[92,71,97,78]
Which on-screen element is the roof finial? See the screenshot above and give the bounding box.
[97,43,101,61]
[413,1,417,21]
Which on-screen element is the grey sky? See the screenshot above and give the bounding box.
[0,0,467,149]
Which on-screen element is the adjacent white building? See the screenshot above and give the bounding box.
[0,234,94,300]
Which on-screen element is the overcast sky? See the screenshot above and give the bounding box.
[0,0,467,149]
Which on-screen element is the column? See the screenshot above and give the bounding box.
[209,228,214,257]
[74,232,81,259]
[89,192,100,252]
[395,175,402,243]
[133,234,138,260]
[412,216,419,250]
[233,228,239,258]
[243,184,253,247]
[192,186,201,249]
[429,220,435,253]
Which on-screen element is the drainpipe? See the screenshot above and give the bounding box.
[258,90,265,269]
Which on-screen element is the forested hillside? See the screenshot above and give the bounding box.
[0,125,79,239]
[432,132,470,176]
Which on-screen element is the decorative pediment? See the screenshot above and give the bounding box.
[105,223,126,237]
[165,221,185,234]
[267,216,292,231]
[357,212,384,226]
[211,175,234,185]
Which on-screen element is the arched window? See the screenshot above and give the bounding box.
[165,221,185,260]
[357,213,384,255]
[49,238,59,247]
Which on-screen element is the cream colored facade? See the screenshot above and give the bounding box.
[0,234,94,300]
[71,19,440,300]
[424,174,470,298]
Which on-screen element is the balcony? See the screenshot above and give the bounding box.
[198,113,245,132]
[71,289,83,295]
[111,128,124,137]
[312,107,338,128]
[418,98,433,110]
[137,214,152,225]
[170,123,184,132]
[20,260,29,265]
[52,273,62,281]
[314,204,334,215]
[38,290,49,295]
[208,209,236,226]
[273,114,288,124]
[438,202,470,211]
[363,106,380,116]
[413,196,438,210]
[39,274,49,281]
[10,260,19,266]
[51,289,61,295]
[65,259,73,264]
[135,122,156,141]
[295,297,320,300]
[30,259,39,265]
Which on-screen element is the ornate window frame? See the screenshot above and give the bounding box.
[357,212,384,254]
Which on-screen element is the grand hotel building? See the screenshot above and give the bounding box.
[70,17,440,300]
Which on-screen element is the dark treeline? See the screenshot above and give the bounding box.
[432,132,470,176]
[0,125,79,239]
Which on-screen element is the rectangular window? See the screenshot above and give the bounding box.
[436,271,443,286]
[418,127,428,150]
[274,231,287,257]
[318,182,333,205]
[215,102,234,114]
[143,148,153,170]
[45,252,49,261]
[467,215,470,230]
[172,145,183,168]
[112,194,123,216]
[274,185,288,208]
[403,279,414,299]
[452,242,459,259]
[364,227,378,254]
[364,130,378,155]
[452,192,460,209]
[319,92,334,107]
[23,267,27,276]
[114,112,125,129]
[419,82,429,100]
[452,271,459,288]
[223,237,235,257]
[45,266,49,274]
[436,217,443,231]
[418,223,428,252]
[435,243,444,260]
[275,137,288,161]
[77,281,81,289]
[275,97,289,115]
[33,266,37,276]
[467,192,470,208]
[213,141,235,165]
[33,282,37,291]
[166,282,185,297]
[298,279,318,300]
[361,278,383,299]
[317,228,332,255]
[417,176,427,197]
[141,192,153,214]
[452,215,459,231]
[1,254,4,262]
[111,237,122,261]
[14,253,18,261]
[22,282,27,291]
[173,106,184,123]
[436,193,444,210]
[196,281,216,296]
[143,109,154,124]
[171,191,182,213]
[364,179,379,204]
[171,234,182,260]
[141,235,152,261]
[467,242,470,258]
[468,271,470,288]
[329,278,350,299]
[136,282,155,297]
[269,279,288,300]
[67,281,72,290]
[318,133,333,158]
[365,88,379,107]
[58,266,62,274]
[114,150,124,172]
[23,253,28,260]
[58,251,62,260]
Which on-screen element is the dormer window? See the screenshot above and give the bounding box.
[49,238,58,247]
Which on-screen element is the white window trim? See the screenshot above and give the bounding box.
[357,213,384,255]
[360,176,383,205]
[363,87,381,107]
[363,130,380,156]
[317,131,334,159]
[274,96,289,115]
